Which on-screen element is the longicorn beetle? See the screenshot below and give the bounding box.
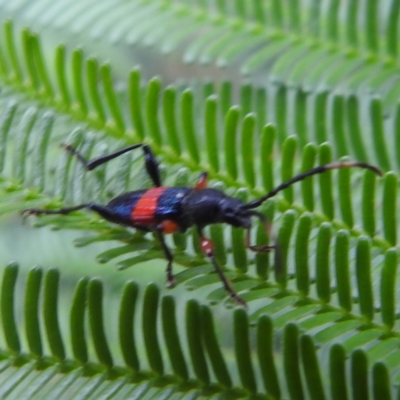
[22,143,382,306]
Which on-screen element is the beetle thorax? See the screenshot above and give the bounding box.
[182,189,251,229]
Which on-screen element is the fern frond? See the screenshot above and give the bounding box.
[0,3,399,397]
[2,262,400,397]
[0,21,397,301]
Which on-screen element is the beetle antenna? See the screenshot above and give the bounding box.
[243,161,382,209]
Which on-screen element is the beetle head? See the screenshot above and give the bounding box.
[219,197,252,228]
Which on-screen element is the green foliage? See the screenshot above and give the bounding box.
[0,0,399,398]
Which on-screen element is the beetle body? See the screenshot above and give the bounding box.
[104,187,191,232]
[103,186,251,233]
[22,143,382,306]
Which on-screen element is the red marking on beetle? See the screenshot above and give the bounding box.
[161,220,178,234]
[195,172,208,190]
[200,237,214,256]
[131,187,167,224]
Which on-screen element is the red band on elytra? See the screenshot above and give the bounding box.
[131,187,167,224]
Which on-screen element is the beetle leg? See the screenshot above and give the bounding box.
[155,230,176,287]
[62,143,162,186]
[245,228,275,252]
[198,228,246,306]
[141,145,162,187]
[245,211,275,252]
[21,204,90,217]
[245,210,283,276]
[21,203,128,225]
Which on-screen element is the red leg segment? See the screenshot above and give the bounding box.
[199,233,246,306]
